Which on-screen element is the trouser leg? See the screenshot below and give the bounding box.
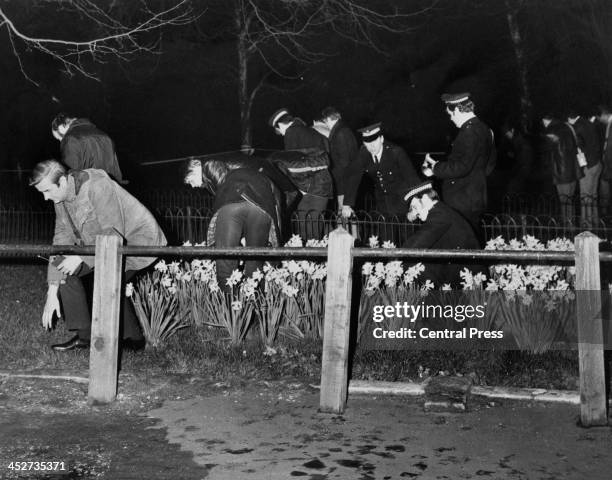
[556,182,576,221]
[296,194,328,240]
[599,177,611,216]
[446,204,483,247]
[58,265,142,341]
[58,264,93,339]
[463,210,484,247]
[243,206,272,278]
[580,163,602,227]
[215,203,248,288]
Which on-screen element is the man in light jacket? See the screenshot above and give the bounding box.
[30,159,166,351]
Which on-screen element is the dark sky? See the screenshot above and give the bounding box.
[0,0,610,184]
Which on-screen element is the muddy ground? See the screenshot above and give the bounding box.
[0,373,611,480]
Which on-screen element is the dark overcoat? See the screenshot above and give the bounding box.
[433,117,495,218]
[344,140,420,215]
[61,118,124,183]
[283,119,333,198]
[327,119,359,196]
[403,201,481,286]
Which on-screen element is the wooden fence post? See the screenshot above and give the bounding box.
[574,232,608,426]
[320,226,355,413]
[88,233,123,405]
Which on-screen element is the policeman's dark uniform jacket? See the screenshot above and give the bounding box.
[283,118,333,199]
[327,119,359,197]
[343,137,420,216]
[432,116,495,229]
[403,198,481,286]
[60,118,124,183]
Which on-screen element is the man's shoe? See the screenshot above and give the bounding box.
[51,335,90,351]
[121,338,146,351]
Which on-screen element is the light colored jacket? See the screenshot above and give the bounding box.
[48,169,166,284]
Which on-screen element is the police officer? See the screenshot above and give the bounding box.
[422,93,496,238]
[269,107,333,240]
[341,122,419,218]
[403,180,482,286]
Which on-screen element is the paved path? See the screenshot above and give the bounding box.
[147,385,612,479]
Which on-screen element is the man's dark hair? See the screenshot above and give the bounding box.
[416,189,440,202]
[51,113,75,131]
[447,99,475,114]
[596,105,612,116]
[321,106,341,121]
[566,108,580,119]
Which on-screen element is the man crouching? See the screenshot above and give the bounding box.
[30,159,167,351]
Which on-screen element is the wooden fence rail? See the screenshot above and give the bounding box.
[0,228,608,426]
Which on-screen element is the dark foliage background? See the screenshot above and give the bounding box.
[0,0,610,187]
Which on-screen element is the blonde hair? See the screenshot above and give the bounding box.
[201,158,230,187]
[184,157,232,193]
[184,159,203,187]
[29,159,66,186]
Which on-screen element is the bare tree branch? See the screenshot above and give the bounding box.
[0,0,199,81]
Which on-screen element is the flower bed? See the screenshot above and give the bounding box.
[127,234,578,354]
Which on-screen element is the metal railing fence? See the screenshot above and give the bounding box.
[502,193,609,219]
[2,207,612,248]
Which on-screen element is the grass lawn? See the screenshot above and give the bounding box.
[0,263,589,390]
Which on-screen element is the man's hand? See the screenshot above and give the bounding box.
[422,153,436,177]
[42,285,61,330]
[56,255,83,275]
[336,194,344,212]
[424,153,437,167]
[341,205,355,218]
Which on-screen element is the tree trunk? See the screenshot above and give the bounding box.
[505,0,533,133]
[235,3,252,150]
